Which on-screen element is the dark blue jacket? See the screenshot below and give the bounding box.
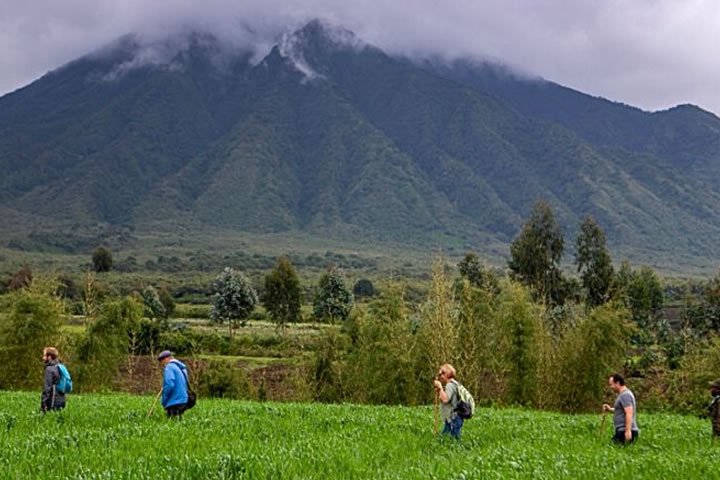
[162,360,189,408]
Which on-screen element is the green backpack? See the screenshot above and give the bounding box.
[452,380,475,419]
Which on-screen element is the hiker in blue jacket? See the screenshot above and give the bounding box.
[158,350,190,418]
[41,347,66,413]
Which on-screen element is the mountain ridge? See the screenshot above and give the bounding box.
[2,20,720,266]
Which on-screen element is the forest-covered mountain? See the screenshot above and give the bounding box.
[2,20,720,259]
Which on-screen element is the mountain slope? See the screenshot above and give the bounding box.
[2,20,720,263]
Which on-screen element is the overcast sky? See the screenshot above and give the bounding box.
[1,0,719,115]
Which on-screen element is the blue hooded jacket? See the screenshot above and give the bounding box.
[162,359,189,408]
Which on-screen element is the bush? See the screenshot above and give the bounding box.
[341,284,425,405]
[312,331,347,403]
[92,247,113,273]
[663,336,720,414]
[353,279,376,299]
[0,279,64,389]
[73,296,143,391]
[551,303,630,412]
[196,360,255,399]
[8,265,32,291]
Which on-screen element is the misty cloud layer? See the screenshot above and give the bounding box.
[1,0,719,115]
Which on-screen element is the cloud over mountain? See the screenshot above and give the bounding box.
[1,1,719,115]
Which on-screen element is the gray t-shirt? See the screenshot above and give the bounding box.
[440,380,459,422]
[613,389,639,432]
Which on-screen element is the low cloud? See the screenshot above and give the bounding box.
[1,0,719,115]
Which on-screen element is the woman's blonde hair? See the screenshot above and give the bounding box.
[439,363,456,379]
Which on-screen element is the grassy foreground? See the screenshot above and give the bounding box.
[0,392,718,479]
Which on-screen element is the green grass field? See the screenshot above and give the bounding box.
[1,392,718,479]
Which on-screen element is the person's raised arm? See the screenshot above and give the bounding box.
[433,380,449,404]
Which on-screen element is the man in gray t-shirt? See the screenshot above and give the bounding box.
[602,373,639,444]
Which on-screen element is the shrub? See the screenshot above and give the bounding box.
[73,296,143,391]
[353,279,376,299]
[552,303,630,412]
[92,247,113,273]
[8,265,32,291]
[197,360,255,399]
[0,279,64,389]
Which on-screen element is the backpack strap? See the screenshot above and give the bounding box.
[171,360,194,394]
[449,379,461,402]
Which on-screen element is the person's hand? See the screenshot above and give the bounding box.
[624,430,632,442]
[433,380,442,390]
[602,403,611,412]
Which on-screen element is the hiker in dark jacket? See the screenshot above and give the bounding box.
[158,350,190,418]
[709,379,720,439]
[41,347,65,413]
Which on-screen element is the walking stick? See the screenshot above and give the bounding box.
[146,389,162,419]
[433,390,439,436]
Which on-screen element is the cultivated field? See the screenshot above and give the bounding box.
[1,392,718,479]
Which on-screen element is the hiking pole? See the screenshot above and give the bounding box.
[433,384,439,436]
[146,389,162,419]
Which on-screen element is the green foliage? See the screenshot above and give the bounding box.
[418,256,458,370]
[693,272,720,333]
[342,283,425,405]
[7,264,32,291]
[141,286,167,321]
[662,336,720,413]
[498,282,541,406]
[625,266,665,343]
[74,296,144,391]
[313,267,353,323]
[313,330,346,403]
[158,287,176,318]
[575,216,614,307]
[0,278,64,389]
[196,360,255,399]
[56,274,79,300]
[553,304,630,412]
[508,201,565,306]
[457,252,498,292]
[92,247,113,273]
[454,280,498,399]
[263,257,302,331]
[352,278,376,299]
[210,267,258,335]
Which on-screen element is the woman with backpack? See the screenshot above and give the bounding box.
[41,347,66,413]
[433,363,464,439]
